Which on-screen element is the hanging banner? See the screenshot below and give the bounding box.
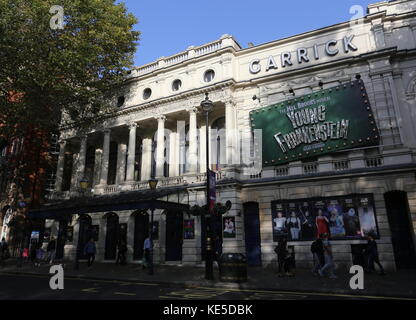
[208,169,216,214]
[250,80,380,166]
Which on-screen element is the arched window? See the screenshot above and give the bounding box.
[204,69,215,83]
[211,117,226,170]
[172,79,182,92]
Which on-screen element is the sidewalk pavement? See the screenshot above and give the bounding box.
[1,259,415,298]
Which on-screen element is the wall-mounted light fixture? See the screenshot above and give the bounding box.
[289,88,295,96]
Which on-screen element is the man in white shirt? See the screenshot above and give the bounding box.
[142,237,152,270]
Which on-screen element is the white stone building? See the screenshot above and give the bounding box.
[34,0,416,271]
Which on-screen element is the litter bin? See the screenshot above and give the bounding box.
[219,253,247,283]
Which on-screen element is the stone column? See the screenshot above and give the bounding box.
[93,149,102,186]
[54,140,67,192]
[77,135,88,181]
[199,125,206,174]
[116,143,127,184]
[126,122,137,182]
[70,153,79,191]
[225,100,237,166]
[169,131,178,177]
[155,115,166,178]
[188,107,198,173]
[141,138,152,180]
[99,129,111,185]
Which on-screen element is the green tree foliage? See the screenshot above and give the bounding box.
[0,0,140,139]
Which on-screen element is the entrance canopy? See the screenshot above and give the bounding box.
[28,186,190,220]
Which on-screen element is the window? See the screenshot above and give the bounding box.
[204,69,215,83]
[172,79,182,92]
[117,96,125,107]
[143,88,152,100]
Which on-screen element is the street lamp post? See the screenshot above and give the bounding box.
[74,177,88,270]
[200,93,214,280]
[148,178,158,275]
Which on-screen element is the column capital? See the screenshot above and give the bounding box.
[58,139,67,146]
[186,106,199,114]
[155,114,166,122]
[225,99,236,108]
[103,128,111,135]
[127,121,138,129]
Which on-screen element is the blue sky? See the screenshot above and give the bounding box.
[124,0,375,67]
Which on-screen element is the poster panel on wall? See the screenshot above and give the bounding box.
[271,194,379,241]
[223,217,236,239]
[184,219,195,239]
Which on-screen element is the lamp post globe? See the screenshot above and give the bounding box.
[148,178,158,191]
[79,176,89,192]
[200,92,213,113]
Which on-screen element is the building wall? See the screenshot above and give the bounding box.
[49,0,416,270]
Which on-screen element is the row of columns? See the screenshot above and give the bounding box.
[55,102,238,192]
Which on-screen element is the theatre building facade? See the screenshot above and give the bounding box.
[33,0,416,270]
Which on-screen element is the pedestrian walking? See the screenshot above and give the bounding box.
[142,236,152,270]
[213,235,222,268]
[47,236,57,265]
[365,234,386,275]
[22,247,29,263]
[274,236,293,277]
[35,246,45,267]
[30,239,38,267]
[311,235,325,276]
[116,240,127,265]
[0,237,10,267]
[83,238,96,268]
[318,234,337,279]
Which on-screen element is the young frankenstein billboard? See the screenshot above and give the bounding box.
[250,80,380,166]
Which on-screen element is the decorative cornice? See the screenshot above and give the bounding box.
[100,79,235,121]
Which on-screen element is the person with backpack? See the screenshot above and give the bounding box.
[311,235,325,276]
